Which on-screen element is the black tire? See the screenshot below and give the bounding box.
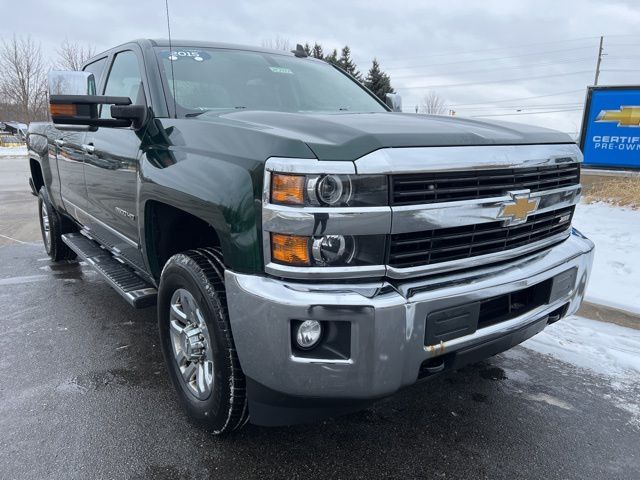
[38,187,76,261]
[158,248,248,434]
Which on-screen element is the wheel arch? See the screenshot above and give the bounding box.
[143,200,227,282]
[29,158,45,193]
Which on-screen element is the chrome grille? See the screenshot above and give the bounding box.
[388,206,574,268]
[391,163,580,206]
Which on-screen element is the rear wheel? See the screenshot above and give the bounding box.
[158,248,248,434]
[38,187,76,261]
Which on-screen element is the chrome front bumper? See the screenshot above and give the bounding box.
[225,231,594,401]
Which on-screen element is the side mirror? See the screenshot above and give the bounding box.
[48,70,148,130]
[49,70,96,96]
[385,93,402,112]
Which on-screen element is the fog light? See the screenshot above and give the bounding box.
[295,320,322,350]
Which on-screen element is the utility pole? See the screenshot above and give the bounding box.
[594,35,604,86]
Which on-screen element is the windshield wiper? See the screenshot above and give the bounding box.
[185,110,209,118]
[185,106,246,117]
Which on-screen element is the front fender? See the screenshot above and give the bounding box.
[137,117,315,274]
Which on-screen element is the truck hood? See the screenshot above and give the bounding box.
[201,110,574,161]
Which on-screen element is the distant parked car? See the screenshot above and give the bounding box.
[0,134,24,147]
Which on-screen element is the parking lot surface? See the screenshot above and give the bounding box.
[1,156,639,479]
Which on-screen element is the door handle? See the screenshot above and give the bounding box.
[54,139,65,147]
[82,144,95,154]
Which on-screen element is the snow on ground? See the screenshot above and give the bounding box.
[573,201,640,315]
[522,315,640,426]
[0,146,27,157]
[522,316,640,381]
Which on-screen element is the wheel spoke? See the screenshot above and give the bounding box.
[169,319,185,336]
[170,303,188,322]
[182,362,197,383]
[196,362,207,394]
[179,290,194,319]
[174,349,187,367]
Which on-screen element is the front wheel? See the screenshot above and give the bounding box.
[158,248,248,434]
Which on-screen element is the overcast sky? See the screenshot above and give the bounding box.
[3,0,639,135]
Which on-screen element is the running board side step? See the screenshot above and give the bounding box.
[61,232,157,308]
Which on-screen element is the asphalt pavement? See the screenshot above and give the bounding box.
[1,155,639,479]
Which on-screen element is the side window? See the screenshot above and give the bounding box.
[82,57,108,92]
[101,50,145,118]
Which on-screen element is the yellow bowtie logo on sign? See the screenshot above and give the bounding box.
[595,106,640,127]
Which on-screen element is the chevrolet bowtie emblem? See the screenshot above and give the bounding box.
[497,192,539,226]
[596,106,640,127]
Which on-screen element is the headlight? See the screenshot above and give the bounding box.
[270,173,387,207]
[270,233,386,267]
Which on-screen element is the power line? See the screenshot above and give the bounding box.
[390,56,594,80]
[384,45,596,71]
[449,89,585,107]
[601,68,640,73]
[379,34,640,66]
[471,108,583,117]
[396,70,593,90]
[456,103,584,111]
[378,36,601,64]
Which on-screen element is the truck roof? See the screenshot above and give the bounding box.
[96,38,301,58]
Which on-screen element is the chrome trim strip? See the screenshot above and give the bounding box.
[265,262,386,280]
[355,144,582,174]
[424,299,564,356]
[290,355,354,365]
[391,184,580,233]
[63,197,138,248]
[386,230,571,279]
[265,157,355,174]
[263,204,391,236]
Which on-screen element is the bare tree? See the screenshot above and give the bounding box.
[0,35,49,122]
[57,38,96,71]
[261,35,291,51]
[418,91,447,115]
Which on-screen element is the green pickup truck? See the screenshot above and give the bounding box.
[27,39,594,433]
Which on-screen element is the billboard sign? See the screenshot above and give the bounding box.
[580,85,640,169]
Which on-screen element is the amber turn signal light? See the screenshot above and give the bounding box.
[271,233,310,266]
[50,103,77,117]
[271,174,305,205]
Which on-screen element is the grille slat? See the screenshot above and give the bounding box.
[389,206,574,268]
[391,163,580,206]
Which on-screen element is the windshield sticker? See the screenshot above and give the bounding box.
[269,66,294,74]
[160,50,210,62]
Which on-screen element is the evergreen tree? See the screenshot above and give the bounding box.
[364,58,395,103]
[325,48,339,66]
[311,43,324,59]
[303,43,311,56]
[338,46,362,82]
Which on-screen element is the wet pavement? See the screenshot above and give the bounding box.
[0,156,39,246]
[1,243,639,479]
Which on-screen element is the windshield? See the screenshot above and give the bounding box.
[156,47,386,116]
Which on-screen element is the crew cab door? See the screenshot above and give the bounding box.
[54,57,109,215]
[82,49,147,270]
[54,129,87,213]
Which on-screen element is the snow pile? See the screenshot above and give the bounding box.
[573,202,640,315]
[0,146,27,157]
[523,316,640,380]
